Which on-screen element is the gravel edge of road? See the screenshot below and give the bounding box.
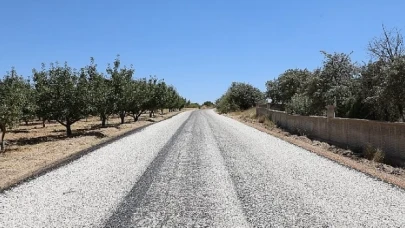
[0,112,184,193]
[226,114,405,191]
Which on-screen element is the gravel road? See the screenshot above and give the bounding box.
[1,110,405,227]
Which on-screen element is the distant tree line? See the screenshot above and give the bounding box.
[202,101,215,107]
[216,26,405,122]
[185,101,201,109]
[0,55,188,151]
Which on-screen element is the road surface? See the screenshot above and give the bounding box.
[1,110,405,227]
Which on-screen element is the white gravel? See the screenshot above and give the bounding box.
[0,111,192,228]
[1,109,405,227]
[204,110,405,227]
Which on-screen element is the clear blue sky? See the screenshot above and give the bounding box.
[0,0,404,104]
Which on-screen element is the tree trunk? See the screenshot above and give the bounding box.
[25,120,28,125]
[161,109,164,115]
[0,124,6,152]
[133,115,139,122]
[398,104,404,122]
[66,124,72,137]
[101,116,107,127]
[42,119,46,128]
[119,112,125,124]
[149,111,153,118]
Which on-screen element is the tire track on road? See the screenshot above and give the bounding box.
[103,112,194,228]
[105,110,249,227]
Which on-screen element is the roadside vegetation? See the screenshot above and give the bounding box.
[0,55,191,152]
[228,108,405,188]
[216,25,405,123]
[215,82,264,113]
[201,101,215,109]
[215,26,405,186]
[266,25,405,121]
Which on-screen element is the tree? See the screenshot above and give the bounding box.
[177,97,187,110]
[368,25,404,63]
[107,55,134,124]
[366,26,405,121]
[0,68,28,151]
[266,69,312,105]
[165,85,179,112]
[33,64,53,127]
[21,80,37,125]
[382,57,405,121]
[216,82,264,113]
[143,76,159,117]
[86,57,115,127]
[126,78,148,122]
[155,80,168,114]
[202,101,215,107]
[33,62,89,136]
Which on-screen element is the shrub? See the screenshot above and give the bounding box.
[363,144,385,162]
[258,115,265,123]
[373,148,385,163]
[215,82,264,113]
[363,144,376,160]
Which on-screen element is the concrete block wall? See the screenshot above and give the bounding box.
[256,107,405,166]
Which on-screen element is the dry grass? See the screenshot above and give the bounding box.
[363,144,385,163]
[0,110,187,190]
[235,108,275,129]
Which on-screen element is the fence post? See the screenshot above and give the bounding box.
[326,105,335,119]
[325,105,335,142]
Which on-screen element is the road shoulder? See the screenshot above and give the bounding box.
[224,112,405,190]
[0,111,188,192]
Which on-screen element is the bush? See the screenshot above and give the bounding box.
[286,94,313,116]
[258,115,265,123]
[363,144,385,162]
[216,82,264,113]
[373,148,385,163]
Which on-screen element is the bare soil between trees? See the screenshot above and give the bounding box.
[0,110,188,191]
[226,109,405,190]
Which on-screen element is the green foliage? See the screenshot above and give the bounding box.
[107,55,134,124]
[267,51,362,118]
[286,94,313,116]
[33,64,52,126]
[33,62,89,136]
[266,69,312,105]
[216,82,263,113]
[264,28,405,123]
[126,78,148,121]
[21,80,37,125]
[186,102,200,109]
[0,54,188,147]
[202,101,215,107]
[0,68,29,151]
[86,57,115,127]
[0,68,27,128]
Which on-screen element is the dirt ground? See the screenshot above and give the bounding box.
[226,108,405,190]
[0,110,187,190]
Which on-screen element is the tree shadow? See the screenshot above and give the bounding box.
[8,129,30,134]
[7,134,68,146]
[72,131,106,139]
[89,123,122,130]
[19,122,46,127]
[7,130,107,146]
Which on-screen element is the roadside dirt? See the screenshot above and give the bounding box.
[227,111,405,190]
[0,110,187,190]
